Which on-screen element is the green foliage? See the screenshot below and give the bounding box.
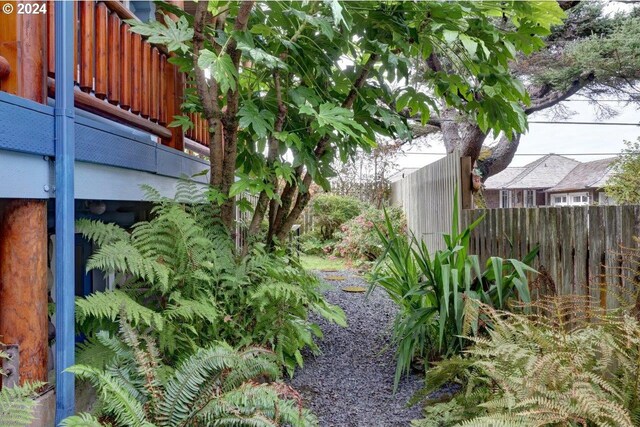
[131,0,564,227]
[0,345,43,427]
[369,195,537,390]
[299,233,331,256]
[535,12,640,94]
[606,138,640,204]
[334,206,405,263]
[413,297,640,427]
[75,183,345,374]
[62,318,317,427]
[298,255,346,272]
[0,383,42,427]
[311,194,362,241]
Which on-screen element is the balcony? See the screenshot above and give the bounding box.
[0,0,211,195]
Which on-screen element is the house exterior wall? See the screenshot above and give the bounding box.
[483,188,550,209]
[484,189,500,208]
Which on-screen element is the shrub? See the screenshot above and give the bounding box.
[62,317,316,427]
[334,206,405,262]
[311,193,362,241]
[413,296,640,427]
[369,196,537,390]
[299,232,333,256]
[606,137,640,204]
[75,183,346,375]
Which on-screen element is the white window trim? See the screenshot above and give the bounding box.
[524,189,536,207]
[551,192,589,206]
[500,190,511,208]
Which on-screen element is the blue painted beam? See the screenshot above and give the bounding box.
[54,1,76,423]
[0,94,210,184]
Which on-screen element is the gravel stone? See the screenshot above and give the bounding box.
[288,269,424,427]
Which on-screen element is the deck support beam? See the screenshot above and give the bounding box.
[0,0,48,389]
[0,200,48,384]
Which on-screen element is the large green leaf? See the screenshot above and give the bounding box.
[197,50,238,94]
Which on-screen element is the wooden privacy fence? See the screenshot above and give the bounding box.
[391,152,471,251]
[462,206,640,308]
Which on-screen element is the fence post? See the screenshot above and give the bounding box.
[460,156,472,210]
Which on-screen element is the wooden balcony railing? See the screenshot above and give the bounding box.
[0,1,211,152]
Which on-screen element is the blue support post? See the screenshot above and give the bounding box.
[54,1,76,423]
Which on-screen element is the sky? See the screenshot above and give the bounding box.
[395,1,639,173]
[397,99,640,171]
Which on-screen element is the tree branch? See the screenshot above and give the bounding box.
[247,68,287,249]
[477,134,522,181]
[273,54,380,242]
[219,0,256,229]
[525,72,595,114]
[193,1,224,188]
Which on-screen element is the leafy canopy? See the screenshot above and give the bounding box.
[132,0,564,200]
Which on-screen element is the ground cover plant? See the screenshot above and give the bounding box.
[62,317,316,427]
[75,184,345,376]
[298,254,346,272]
[369,197,536,389]
[412,296,640,427]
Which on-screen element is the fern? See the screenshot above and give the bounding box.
[59,413,104,427]
[63,318,316,427]
[413,298,640,427]
[0,343,44,427]
[0,381,43,427]
[76,186,344,370]
[76,218,131,248]
[76,290,164,331]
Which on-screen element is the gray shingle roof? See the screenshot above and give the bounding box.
[546,157,616,192]
[506,155,580,189]
[484,167,525,189]
[484,154,580,190]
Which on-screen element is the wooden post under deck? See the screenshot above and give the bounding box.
[0,6,49,386]
[0,200,49,384]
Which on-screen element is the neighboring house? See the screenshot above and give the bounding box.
[484,154,580,208]
[546,158,616,206]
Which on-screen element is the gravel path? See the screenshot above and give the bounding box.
[289,269,424,427]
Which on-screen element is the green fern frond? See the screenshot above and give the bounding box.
[67,365,149,427]
[76,335,119,370]
[65,316,316,427]
[0,381,43,427]
[164,296,219,324]
[415,301,640,427]
[76,290,164,331]
[76,218,131,248]
[159,342,259,425]
[86,241,170,292]
[59,413,104,427]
